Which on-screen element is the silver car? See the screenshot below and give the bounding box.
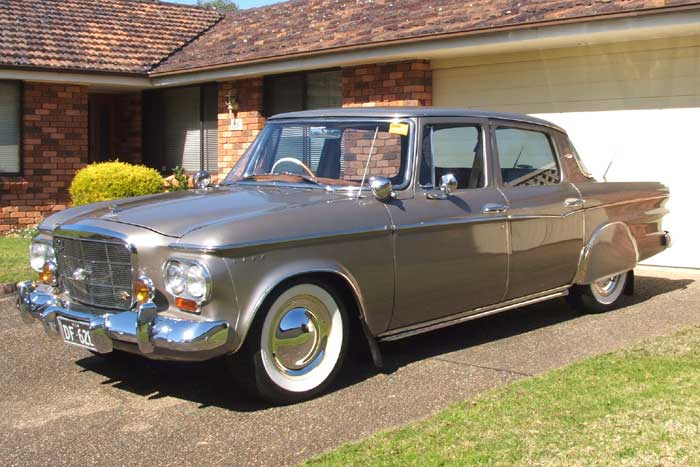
[17,108,671,404]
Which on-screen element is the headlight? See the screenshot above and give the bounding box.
[164,260,210,302]
[185,263,208,298]
[29,242,55,272]
[164,262,186,295]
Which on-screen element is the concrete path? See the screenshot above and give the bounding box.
[1,269,698,466]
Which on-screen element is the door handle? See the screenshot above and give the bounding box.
[564,198,584,207]
[482,203,508,214]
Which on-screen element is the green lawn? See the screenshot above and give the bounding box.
[304,327,700,466]
[0,236,32,285]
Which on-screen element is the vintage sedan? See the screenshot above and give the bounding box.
[17,108,671,404]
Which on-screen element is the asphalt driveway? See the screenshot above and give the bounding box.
[1,269,699,467]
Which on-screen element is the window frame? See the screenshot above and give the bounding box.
[489,121,563,188]
[263,68,342,118]
[0,80,22,176]
[416,117,491,192]
[142,82,218,174]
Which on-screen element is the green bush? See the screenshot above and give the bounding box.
[70,161,165,206]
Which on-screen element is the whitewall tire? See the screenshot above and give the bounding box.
[567,272,629,313]
[228,279,349,404]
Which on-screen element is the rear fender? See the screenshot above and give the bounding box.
[574,221,639,284]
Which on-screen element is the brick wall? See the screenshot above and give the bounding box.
[342,60,432,107]
[0,83,88,233]
[217,78,265,177]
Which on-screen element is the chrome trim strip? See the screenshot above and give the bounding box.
[169,226,392,255]
[378,286,570,341]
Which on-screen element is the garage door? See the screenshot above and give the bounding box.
[433,35,700,269]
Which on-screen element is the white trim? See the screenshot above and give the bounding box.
[150,8,700,87]
[0,68,151,89]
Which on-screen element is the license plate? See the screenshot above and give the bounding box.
[57,317,96,351]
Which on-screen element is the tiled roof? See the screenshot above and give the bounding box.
[155,0,700,73]
[0,0,222,73]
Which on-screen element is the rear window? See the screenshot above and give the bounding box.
[495,128,561,187]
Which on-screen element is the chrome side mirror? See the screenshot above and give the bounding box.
[193,170,212,189]
[368,176,394,201]
[427,173,458,200]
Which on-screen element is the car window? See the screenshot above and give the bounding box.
[419,124,485,189]
[254,121,409,186]
[495,128,561,187]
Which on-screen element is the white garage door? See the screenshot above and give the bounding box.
[433,35,700,269]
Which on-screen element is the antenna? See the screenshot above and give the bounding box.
[357,127,380,201]
[603,154,616,182]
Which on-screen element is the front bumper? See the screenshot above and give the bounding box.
[17,281,231,361]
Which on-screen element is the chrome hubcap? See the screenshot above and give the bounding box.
[269,295,331,376]
[592,275,620,297]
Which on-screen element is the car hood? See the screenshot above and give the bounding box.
[45,184,341,238]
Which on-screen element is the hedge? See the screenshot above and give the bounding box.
[70,161,165,206]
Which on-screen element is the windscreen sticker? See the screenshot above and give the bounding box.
[389,122,409,136]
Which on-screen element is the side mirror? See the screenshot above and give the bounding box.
[427,173,458,200]
[368,176,394,201]
[193,170,212,189]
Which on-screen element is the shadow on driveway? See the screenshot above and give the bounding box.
[76,274,693,411]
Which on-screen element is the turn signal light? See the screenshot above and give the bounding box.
[38,262,57,286]
[134,276,155,304]
[176,297,199,313]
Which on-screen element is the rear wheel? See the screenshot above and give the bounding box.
[567,272,629,313]
[228,279,349,404]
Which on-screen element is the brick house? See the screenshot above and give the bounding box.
[1,0,699,267]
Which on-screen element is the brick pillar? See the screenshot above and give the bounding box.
[217,78,265,178]
[0,83,88,232]
[342,60,432,108]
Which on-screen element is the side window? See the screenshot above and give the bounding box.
[419,124,485,189]
[495,128,561,187]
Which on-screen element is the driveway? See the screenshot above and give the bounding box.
[1,269,699,467]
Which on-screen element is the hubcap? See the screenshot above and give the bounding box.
[269,296,331,376]
[592,275,619,297]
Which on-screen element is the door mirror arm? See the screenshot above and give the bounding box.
[426,173,458,200]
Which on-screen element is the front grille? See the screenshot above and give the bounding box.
[54,235,134,310]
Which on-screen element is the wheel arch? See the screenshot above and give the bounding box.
[231,262,374,355]
[574,221,639,285]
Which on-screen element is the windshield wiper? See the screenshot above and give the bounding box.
[240,173,327,188]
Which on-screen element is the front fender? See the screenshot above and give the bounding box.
[574,221,639,284]
[225,254,388,354]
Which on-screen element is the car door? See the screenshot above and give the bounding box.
[490,121,584,300]
[385,117,509,330]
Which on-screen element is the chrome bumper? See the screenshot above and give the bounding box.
[17,281,230,359]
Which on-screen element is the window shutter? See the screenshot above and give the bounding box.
[202,84,218,173]
[265,74,304,117]
[0,81,20,173]
[163,87,201,172]
[306,70,342,110]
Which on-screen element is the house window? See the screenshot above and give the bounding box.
[143,83,218,174]
[264,69,342,117]
[0,81,20,174]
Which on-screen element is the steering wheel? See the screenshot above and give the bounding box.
[270,157,316,178]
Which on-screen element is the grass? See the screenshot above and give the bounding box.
[0,236,32,285]
[303,327,700,467]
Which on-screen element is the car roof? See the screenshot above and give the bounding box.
[268,107,566,133]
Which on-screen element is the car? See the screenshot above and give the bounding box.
[17,108,671,404]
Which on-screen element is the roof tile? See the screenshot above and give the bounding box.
[155,0,700,73]
[0,0,222,73]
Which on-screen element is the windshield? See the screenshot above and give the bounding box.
[224,119,413,189]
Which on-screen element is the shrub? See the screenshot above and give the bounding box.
[70,161,165,206]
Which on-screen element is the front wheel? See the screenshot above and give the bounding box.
[567,272,629,313]
[228,279,349,404]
